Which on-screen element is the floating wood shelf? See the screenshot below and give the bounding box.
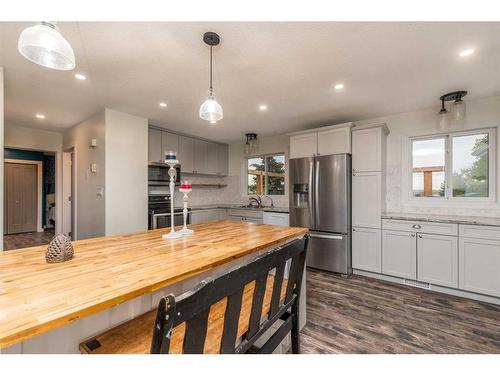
[191,183,227,188]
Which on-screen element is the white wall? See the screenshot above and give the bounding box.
[0,68,4,250]
[104,109,148,236]
[63,111,106,240]
[357,95,500,218]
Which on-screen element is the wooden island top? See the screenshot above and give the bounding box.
[0,221,307,349]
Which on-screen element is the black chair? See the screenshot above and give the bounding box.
[150,234,309,354]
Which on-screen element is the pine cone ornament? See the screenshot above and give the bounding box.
[45,234,74,263]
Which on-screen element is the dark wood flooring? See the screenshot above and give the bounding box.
[3,229,55,251]
[300,268,500,354]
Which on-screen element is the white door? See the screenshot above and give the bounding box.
[352,127,382,172]
[417,233,458,288]
[352,172,381,229]
[382,230,417,279]
[290,133,317,159]
[459,237,500,297]
[317,127,351,156]
[62,152,72,238]
[352,227,381,273]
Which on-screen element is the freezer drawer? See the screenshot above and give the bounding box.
[306,232,352,274]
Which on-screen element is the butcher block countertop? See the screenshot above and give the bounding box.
[0,221,307,349]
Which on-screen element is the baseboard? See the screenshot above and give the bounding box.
[353,269,500,306]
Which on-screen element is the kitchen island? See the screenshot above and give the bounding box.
[0,221,308,353]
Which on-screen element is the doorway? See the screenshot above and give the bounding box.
[4,162,38,234]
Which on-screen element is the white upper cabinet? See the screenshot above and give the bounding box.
[161,131,179,160]
[217,144,229,176]
[352,126,387,172]
[289,123,352,159]
[290,133,317,159]
[148,128,162,163]
[178,136,194,173]
[317,127,351,156]
[352,172,382,229]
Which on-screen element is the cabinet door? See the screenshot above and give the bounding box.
[148,128,162,162]
[382,230,416,279]
[290,133,317,159]
[161,132,179,160]
[191,209,219,224]
[178,136,194,173]
[352,227,381,273]
[352,127,382,172]
[263,212,289,226]
[417,234,458,288]
[459,237,500,297]
[317,127,351,156]
[193,139,208,174]
[217,144,229,176]
[352,172,381,229]
[205,142,219,175]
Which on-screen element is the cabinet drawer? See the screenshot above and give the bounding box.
[459,224,500,240]
[227,209,263,219]
[382,219,457,236]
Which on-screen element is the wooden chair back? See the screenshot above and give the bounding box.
[150,234,309,354]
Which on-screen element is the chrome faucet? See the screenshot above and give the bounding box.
[248,195,262,208]
[263,195,274,208]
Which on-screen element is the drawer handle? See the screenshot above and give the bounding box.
[410,234,415,238]
[418,234,423,239]
[412,224,421,229]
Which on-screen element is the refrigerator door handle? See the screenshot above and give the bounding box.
[310,233,344,240]
[308,160,314,227]
[315,159,320,226]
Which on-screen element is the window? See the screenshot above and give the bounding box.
[410,129,494,200]
[247,154,285,195]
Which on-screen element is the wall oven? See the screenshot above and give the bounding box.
[148,194,191,230]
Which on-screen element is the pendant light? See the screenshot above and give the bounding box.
[436,91,467,130]
[199,32,223,123]
[244,133,258,154]
[18,22,75,71]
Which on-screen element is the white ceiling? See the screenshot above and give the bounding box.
[0,22,499,143]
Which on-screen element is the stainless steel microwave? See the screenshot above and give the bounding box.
[148,163,181,185]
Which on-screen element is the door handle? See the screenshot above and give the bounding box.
[310,233,343,240]
[308,160,314,227]
[315,160,320,226]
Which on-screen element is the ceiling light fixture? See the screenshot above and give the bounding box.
[259,105,268,111]
[74,73,86,80]
[159,102,167,108]
[244,133,258,154]
[334,83,345,90]
[199,32,223,123]
[35,114,46,119]
[436,91,468,130]
[18,22,75,71]
[459,48,475,57]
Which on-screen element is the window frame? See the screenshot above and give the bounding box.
[408,128,496,203]
[245,152,286,196]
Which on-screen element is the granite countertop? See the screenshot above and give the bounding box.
[382,212,500,227]
[185,204,290,214]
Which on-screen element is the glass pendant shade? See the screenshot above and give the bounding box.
[199,95,223,122]
[437,109,449,130]
[451,99,466,122]
[18,22,75,71]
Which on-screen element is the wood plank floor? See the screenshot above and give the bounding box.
[3,229,54,251]
[300,269,500,353]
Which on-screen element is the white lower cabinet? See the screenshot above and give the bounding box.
[352,227,381,273]
[263,212,289,226]
[417,234,458,288]
[459,237,500,297]
[382,230,416,279]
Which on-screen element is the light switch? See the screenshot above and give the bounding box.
[91,163,97,173]
[97,187,104,197]
[90,138,97,147]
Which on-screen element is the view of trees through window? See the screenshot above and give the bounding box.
[411,131,491,199]
[247,154,285,195]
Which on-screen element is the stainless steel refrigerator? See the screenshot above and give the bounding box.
[289,153,352,274]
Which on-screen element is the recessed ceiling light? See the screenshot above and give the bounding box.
[459,48,475,57]
[258,105,268,111]
[159,102,167,108]
[35,114,45,119]
[74,73,87,80]
[334,83,345,90]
